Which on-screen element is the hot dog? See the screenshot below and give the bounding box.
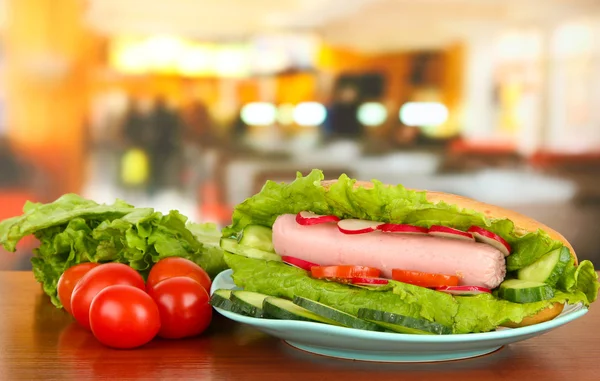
[219,170,599,333]
[272,213,506,289]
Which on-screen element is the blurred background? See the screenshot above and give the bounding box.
[1,0,600,270]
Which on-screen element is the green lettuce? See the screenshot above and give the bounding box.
[562,260,599,303]
[187,221,222,247]
[1,194,134,252]
[1,194,227,307]
[226,253,589,333]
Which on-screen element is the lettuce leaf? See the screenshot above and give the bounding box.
[574,261,599,302]
[187,221,222,247]
[225,253,589,333]
[0,194,227,307]
[558,256,578,291]
[554,258,599,303]
[0,194,135,252]
[226,252,457,329]
[223,170,332,238]
[507,231,564,271]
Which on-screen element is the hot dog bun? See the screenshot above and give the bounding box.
[321,179,574,328]
[501,303,565,328]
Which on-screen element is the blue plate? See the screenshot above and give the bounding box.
[210,269,587,362]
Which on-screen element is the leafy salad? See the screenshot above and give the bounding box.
[0,194,227,307]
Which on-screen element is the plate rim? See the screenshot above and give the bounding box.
[211,269,588,343]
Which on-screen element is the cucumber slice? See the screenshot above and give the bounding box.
[239,225,274,252]
[517,246,571,287]
[220,238,282,262]
[357,308,452,335]
[209,289,234,309]
[263,297,341,325]
[230,291,270,317]
[498,279,554,303]
[209,289,251,316]
[220,237,239,252]
[293,296,384,332]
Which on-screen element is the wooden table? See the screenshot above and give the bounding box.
[1,271,599,381]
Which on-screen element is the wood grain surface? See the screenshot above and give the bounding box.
[1,271,599,381]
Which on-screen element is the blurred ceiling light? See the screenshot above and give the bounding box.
[178,44,215,77]
[277,103,295,125]
[293,102,327,127]
[357,102,387,127]
[399,102,448,127]
[241,102,277,126]
[215,45,250,78]
[144,36,186,72]
[109,36,255,77]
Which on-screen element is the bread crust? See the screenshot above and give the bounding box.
[321,179,574,328]
[501,303,565,328]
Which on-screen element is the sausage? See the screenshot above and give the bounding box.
[272,214,506,289]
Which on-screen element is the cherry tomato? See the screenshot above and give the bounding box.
[89,285,161,349]
[71,263,145,330]
[146,257,211,293]
[148,276,212,339]
[311,265,381,280]
[391,269,459,288]
[57,262,100,315]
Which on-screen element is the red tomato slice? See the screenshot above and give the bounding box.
[391,269,459,288]
[311,265,381,280]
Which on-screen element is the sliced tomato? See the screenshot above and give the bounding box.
[391,269,459,288]
[311,265,381,280]
[351,277,389,286]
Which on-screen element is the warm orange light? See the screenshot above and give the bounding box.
[109,36,250,78]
